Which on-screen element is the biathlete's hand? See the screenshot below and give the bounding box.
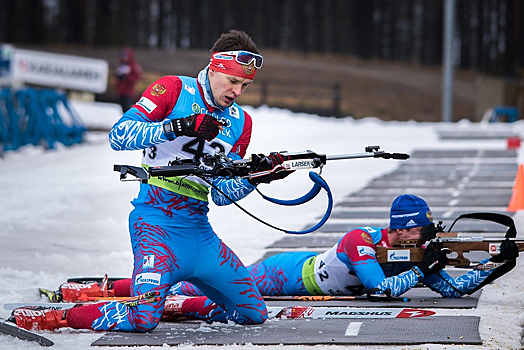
[248,169,294,185]
[167,114,224,141]
[490,238,519,263]
[416,244,449,277]
[249,152,288,171]
[248,152,295,185]
[267,152,287,167]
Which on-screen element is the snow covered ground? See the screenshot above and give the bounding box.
[0,100,523,349]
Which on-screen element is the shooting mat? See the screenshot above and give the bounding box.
[91,316,481,346]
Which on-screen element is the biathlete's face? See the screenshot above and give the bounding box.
[390,226,423,246]
[396,227,423,241]
[208,70,253,108]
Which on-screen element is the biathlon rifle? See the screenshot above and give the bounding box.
[114,145,409,183]
[114,145,409,235]
[376,212,523,268]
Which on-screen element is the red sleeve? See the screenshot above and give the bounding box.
[134,76,182,122]
[338,229,378,264]
[231,111,252,158]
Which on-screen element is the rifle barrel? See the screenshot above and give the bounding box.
[326,153,377,161]
[326,151,409,161]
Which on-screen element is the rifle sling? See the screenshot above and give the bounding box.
[448,212,517,238]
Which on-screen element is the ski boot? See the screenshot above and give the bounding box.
[39,288,63,303]
[10,307,68,331]
[40,275,114,303]
[161,295,192,321]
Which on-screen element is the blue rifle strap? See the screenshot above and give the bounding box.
[258,171,322,206]
[259,172,333,235]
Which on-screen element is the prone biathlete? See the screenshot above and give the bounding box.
[37,194,520,320]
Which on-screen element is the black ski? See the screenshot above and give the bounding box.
[0,317,54,347]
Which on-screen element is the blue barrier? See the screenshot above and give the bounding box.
[0,89,11,149]
[0,88,22,150]
[490,106,519,123]
[0,88,86,151]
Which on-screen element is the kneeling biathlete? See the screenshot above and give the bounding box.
[11,30,295,332]
[31,194,519,322]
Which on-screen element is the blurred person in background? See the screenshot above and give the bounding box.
[114,47,142,112]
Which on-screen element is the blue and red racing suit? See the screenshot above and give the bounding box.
[66,73,267,332]
[171,226,499,298]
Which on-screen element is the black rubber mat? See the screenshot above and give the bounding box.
[338,197,454,206]
[353,187,509,196]
[314,222,374,233]
[329,210,393,219]
[311,222,509,235]
[453,196,512,206]
[394,164,518,173]
[409,149,517,158]
[91,316,481,346]
[266,233,340,249]
[364,180,513,190]
[329,209,511,220]
[377,173,516,182]
[268,226,508,248]
[365,179,460,189]
[436,129,518,140]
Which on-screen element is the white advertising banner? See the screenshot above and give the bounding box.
[12,49,108,93]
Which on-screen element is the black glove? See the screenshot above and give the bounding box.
[165,114,223,141]
[420,221,446,241]
[416,246,449,277]
[490,238,519,263]
[247,152,294,185]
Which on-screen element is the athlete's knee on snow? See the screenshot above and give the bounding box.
[229,304,268,325]
[132,317,161,332]
[126,304,164,332]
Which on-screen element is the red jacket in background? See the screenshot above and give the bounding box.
[114,47,142,98]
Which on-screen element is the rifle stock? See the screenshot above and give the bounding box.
[376,239,524,267]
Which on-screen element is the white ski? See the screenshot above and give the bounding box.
[4,302,76,311]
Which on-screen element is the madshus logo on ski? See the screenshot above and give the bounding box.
[326,310,393,316]
[275,306,435,319]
